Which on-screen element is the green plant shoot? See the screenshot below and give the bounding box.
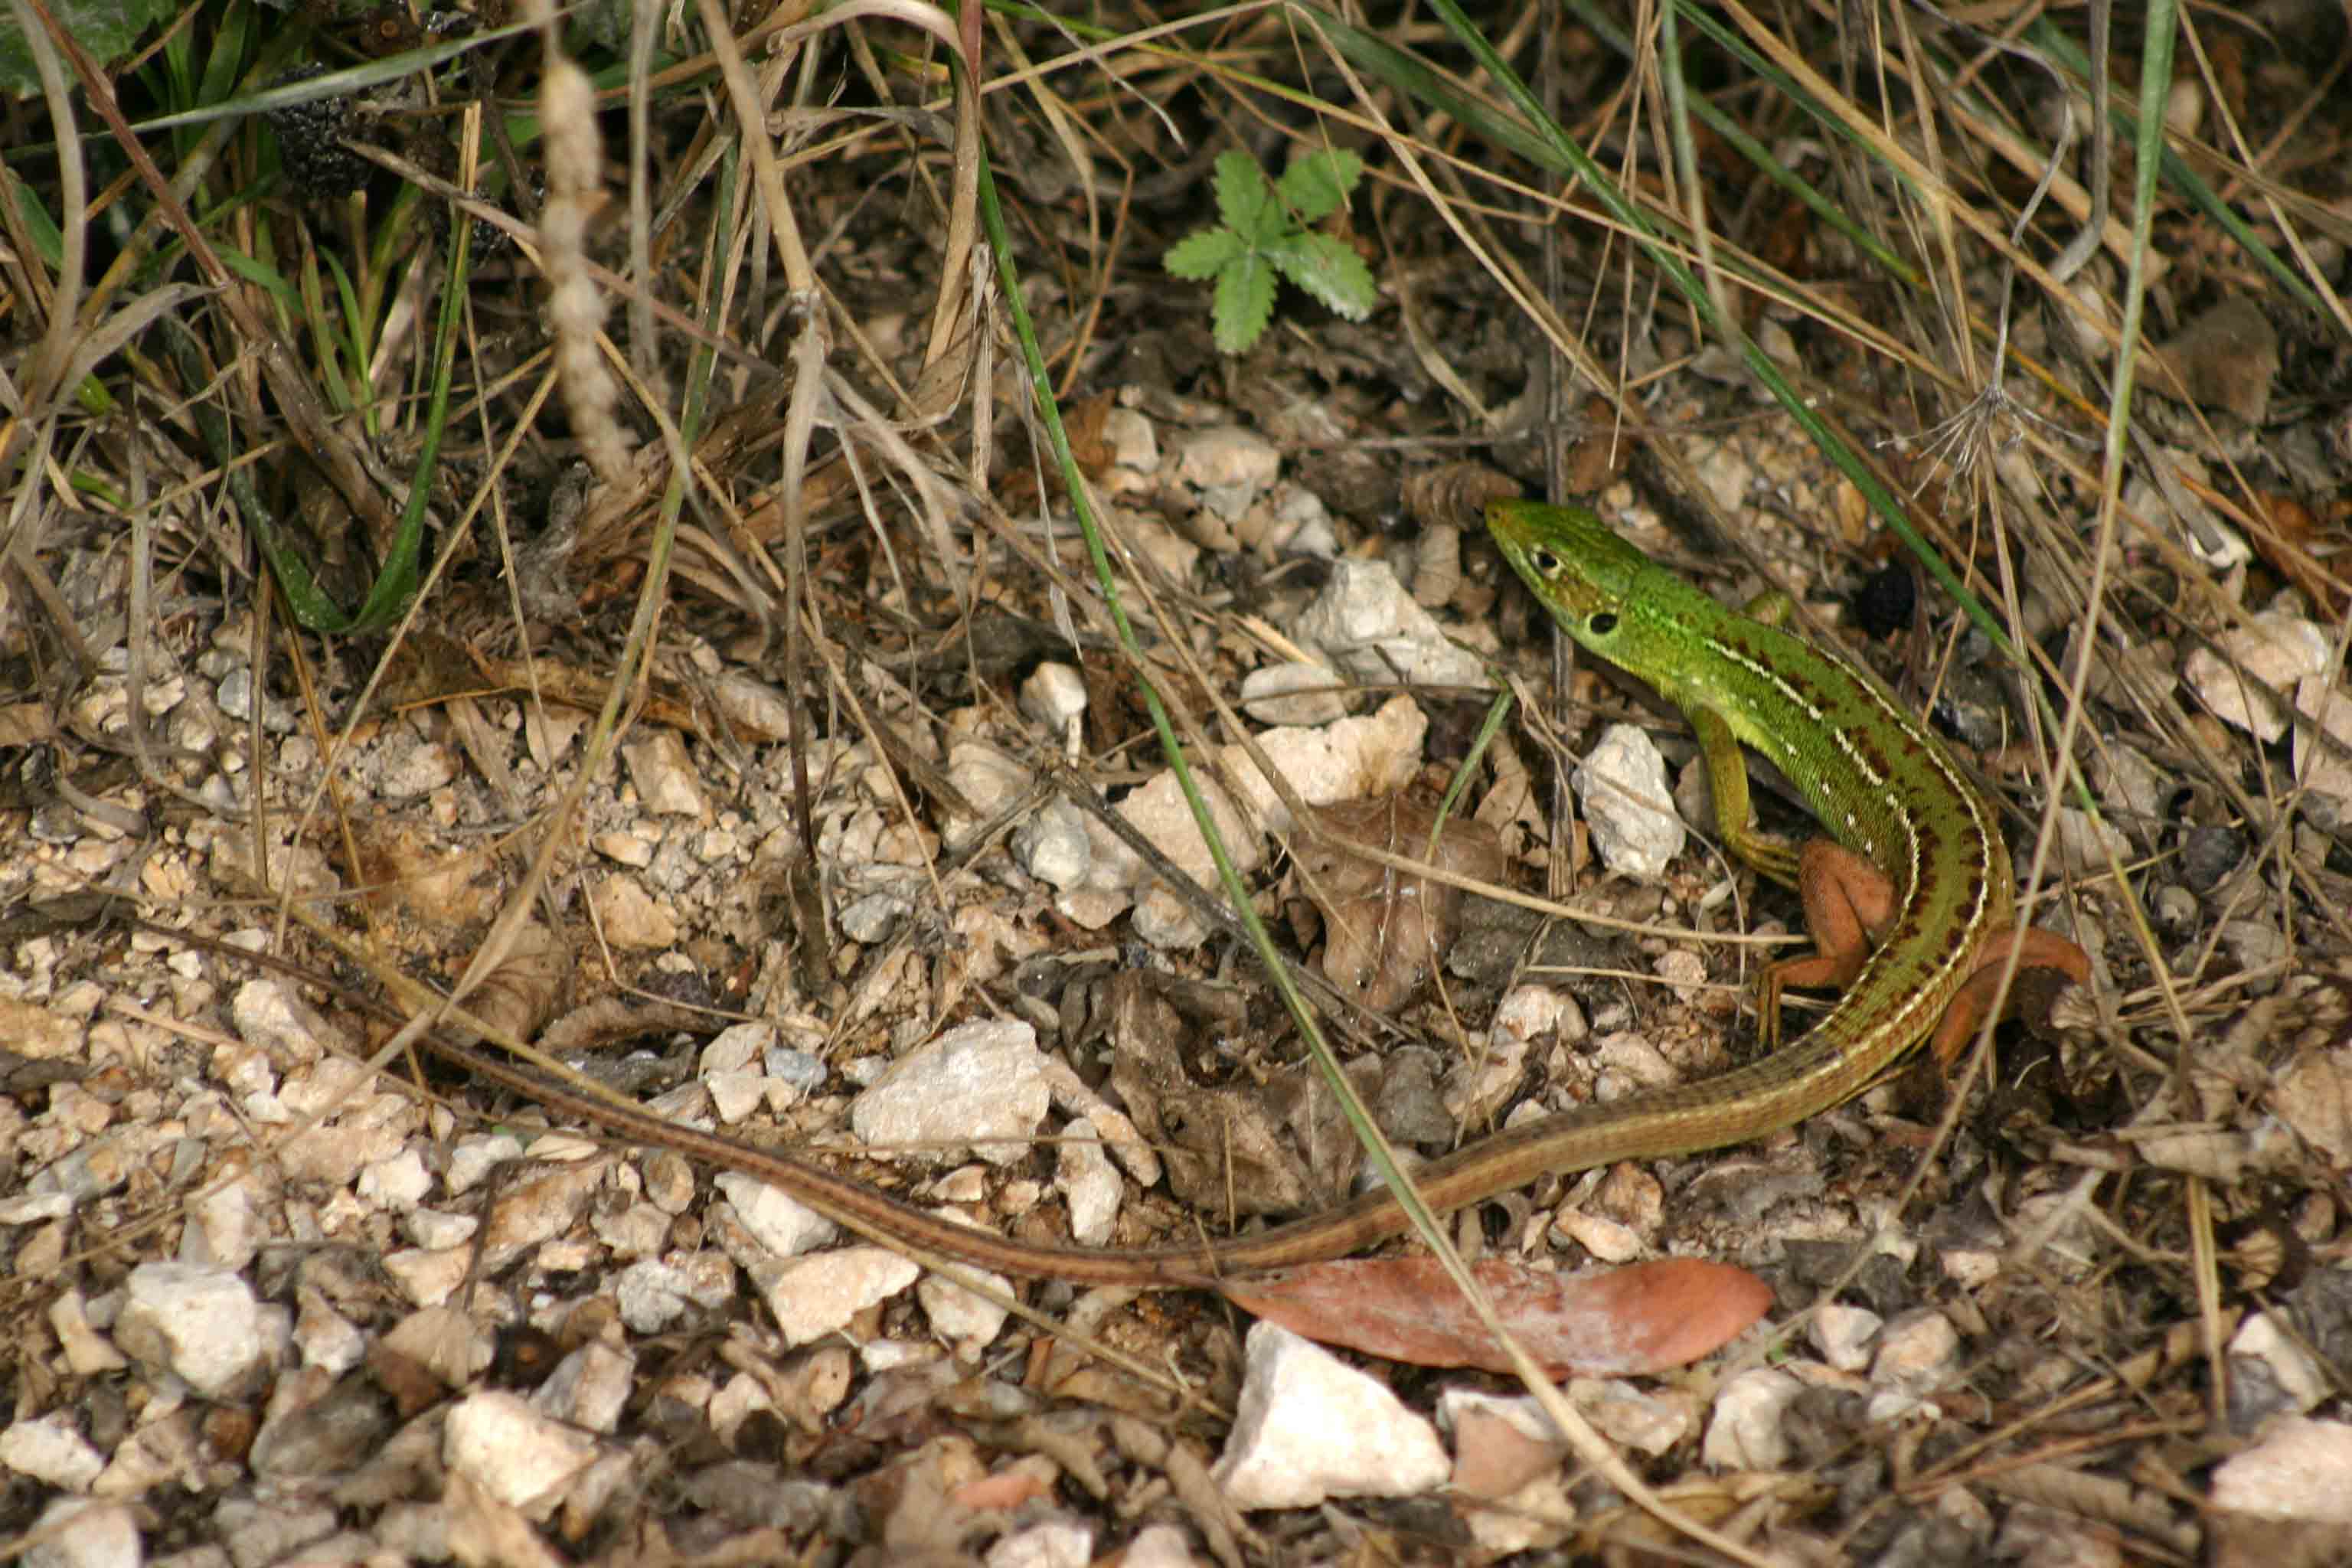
[1163,147,1375,354]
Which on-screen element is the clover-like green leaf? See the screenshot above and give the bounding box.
[1277,149,1363,225]
[1213,149,1279,241]
[1165,146,1380,354]
[1165,227,1243,281]
[1266,231,1377,322]
[1213,253,1278,354]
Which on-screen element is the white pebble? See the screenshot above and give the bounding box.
[1575,724,1685,879]
[1211,1323,1449,1510]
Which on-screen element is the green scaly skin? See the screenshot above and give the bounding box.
[1485,496,2013,1122]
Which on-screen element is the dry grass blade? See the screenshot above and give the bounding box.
[4,0,2349,1559]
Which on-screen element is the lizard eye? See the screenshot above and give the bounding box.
[1589,612,1619,635]
[1528,549,1560,574]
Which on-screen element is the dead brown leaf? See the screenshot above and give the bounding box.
[1220,1256,1773,1376]
[1295,792,1508,1012]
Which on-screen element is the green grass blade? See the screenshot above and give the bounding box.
[2025,18,2321,318]
[348,214,472,630]
[1566,0,1921,287]
[214,245,299,311]
[1419,0,2011,663]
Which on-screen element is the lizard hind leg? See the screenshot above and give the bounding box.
[1758,838,1903,1048]
[1923,923,2095,1067]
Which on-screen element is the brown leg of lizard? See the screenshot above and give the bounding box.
[1922,924,2094,1067]
[1759,839,1898,1048]
[1759,841,2091,1057]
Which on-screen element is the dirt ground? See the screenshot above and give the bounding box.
[4,2,2352,1563]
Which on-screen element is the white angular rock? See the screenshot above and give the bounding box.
[705,1071,769,1125]
[753,1247,920,1348]
[588,1200,670,1259]
[1263,482,1338,558]
[1223,696,1428,827]
[589,874,678,949]
[1054,1132,1122,1247]
[593,828,655,867]
[944,742,1034,848]
[229,977,332,1064]
[1171,425,1280,517]
[708,669,795,743]
[292,1289,367,1376]
[374,1502,449,1564]
[1576,723,1685,879]
[2052,807,2133,877]
[20,1499,138,1568]
[1808,1302,1883,1374]
[1571,1377,1689,1455]
[700,1022,776,1075]
[443,1390,598,1520]
[1101,772,1258,949]
[715,1172,838,1258]
[985,1517,1093,1568]
[2210,1415,2352,1524]
[1870,1308,1959,1397]
[837,893,906,942]
[1292,560,1490,691]
[622,730,706,817]
[47,1291,127,1377]
[1700,1367,1802,1471]
[1018,662,1089,732]
[378,737,458,800]
[613,1256,733,1334]
[1013,799,1093,890]
[1491,984,1586,1047]
[1551,1208,1642,1263]
[2230,1312,2329,1414]
[2293,674,2352,805]
[0,1413,106,1491]
[446,1133,524,1194]
[1043,1060,1162,1187]
[532,1342,635,1435]
[211,1495,336,1565]
[1119,1524,1197,1568]
[382,1247,471,1308]
[113,1263,271,1398]
[1240,662,1348,727]
[403,1209,479,1250]
[1101,407,1158,472]
[357,1148,431,1209]
[181,1176,266,1271]
[2184,612,2330,743]
[851,1020,1049,1168]
[918,1267,1012,1351]
[0,1191,73,1225]
[1052,694,1428,948]
[1211,1322,1449,1510]
[90,1409,204,1500]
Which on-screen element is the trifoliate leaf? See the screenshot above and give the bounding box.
[1276,149,1363,225]
[1213,149,1279,241]
[1164,227,1243,280]
[1265,232,1377,322]
[1213,252,1277,354]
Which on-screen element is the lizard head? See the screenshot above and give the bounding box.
[1485,497,1724,702]
[1485,498,1651,619]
